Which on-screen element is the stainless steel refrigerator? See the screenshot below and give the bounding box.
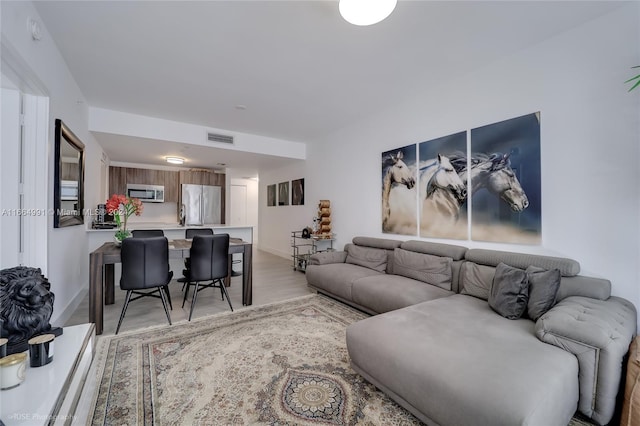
[181,184,222,225]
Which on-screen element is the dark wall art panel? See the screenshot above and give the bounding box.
[291,178,304,206]
[278,181,289,206]
[418,131,468,240]
[470,112,541,244]
[267,184,276,207]
[381,144,417,235]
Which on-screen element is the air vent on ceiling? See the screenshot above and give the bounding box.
[207,132,234,144]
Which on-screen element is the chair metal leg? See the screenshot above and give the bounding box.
[159,286,172,326]
[219,284,225,300]
[115,290,133,335]
[219,279,234,312]
[188,282,200,321]
[163,285,173,310]
[182,282,191,308]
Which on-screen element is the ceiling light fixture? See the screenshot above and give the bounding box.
[339,0,397,26]
[166,156,184,165]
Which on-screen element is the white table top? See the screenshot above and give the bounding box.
[0,324,94,426]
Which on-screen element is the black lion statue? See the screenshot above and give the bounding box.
[0,266,60,354]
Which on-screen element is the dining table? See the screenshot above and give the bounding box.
[89,238,252,335]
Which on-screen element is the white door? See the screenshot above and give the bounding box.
[230,185,247,225]
[0,88,22,267]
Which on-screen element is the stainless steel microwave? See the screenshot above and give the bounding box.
[126,184,165,203]
[60,180,78,200]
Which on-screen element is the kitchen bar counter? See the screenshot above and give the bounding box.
[87,224,253,249]
[87,223,253,233]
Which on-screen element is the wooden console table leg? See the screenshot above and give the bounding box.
[89,251,104,336]
[224,254,232,287]
[104,264,115,305]
[243,244,253,306]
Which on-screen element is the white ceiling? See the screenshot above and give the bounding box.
[34,1,622,172]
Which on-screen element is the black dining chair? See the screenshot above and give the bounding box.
[179,228,215,290]
[182,234,232,321]
[185,228,214,239]
[116,237,173,334]
[130,229,172,308]
[132,229,165,238]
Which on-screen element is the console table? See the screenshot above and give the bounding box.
[89,239,252,335]
[0,324,95,426]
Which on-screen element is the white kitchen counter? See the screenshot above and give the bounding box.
[86,223,253,233]
[86,224,254,280]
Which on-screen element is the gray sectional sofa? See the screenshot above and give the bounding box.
[305,237,637,426]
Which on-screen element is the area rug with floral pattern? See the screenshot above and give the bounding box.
[88,294,421,425]
[88,293,595,426]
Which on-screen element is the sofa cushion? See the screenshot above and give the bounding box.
[465,248,580,276]
[459,262,495,300]
[352,274,453,314]
[305,263,382,301]
[393,248,453,290]
[526,266,561,321]
[399,240,467,260]
[489,263,529,319]
[352,236,402,250]
[345,244,388,273]
[347,294,579,426]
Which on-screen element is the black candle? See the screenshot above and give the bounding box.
[28,334,55,367]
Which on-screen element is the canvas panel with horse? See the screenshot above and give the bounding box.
[381,144,417,235]
[418,131,468,240]
[469,112,541,244]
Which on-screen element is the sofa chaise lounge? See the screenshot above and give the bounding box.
[305,237,636,426]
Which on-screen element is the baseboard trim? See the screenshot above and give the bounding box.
[53,287,88,327]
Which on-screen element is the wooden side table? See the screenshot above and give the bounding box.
[621,336,640,426]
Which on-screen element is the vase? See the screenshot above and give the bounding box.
[114,230,131,247]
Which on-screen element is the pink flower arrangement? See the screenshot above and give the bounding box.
[106,194,144,240]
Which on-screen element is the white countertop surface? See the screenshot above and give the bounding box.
[87,223,254,232]
[0,324,94,426]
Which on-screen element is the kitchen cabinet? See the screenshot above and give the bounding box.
[108,167,224,212]
[179,170,224,186]
[108,166,127,196]
[109,166,180,203]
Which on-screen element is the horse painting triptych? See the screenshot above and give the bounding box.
[381,112,541,244]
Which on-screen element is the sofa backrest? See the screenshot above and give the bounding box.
[351,237,402,274]
[463,248,611,301]
[400,240,467,293]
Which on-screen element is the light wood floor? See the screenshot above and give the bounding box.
[65,248,314,336]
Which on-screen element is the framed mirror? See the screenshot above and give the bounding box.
[53,119,85,228]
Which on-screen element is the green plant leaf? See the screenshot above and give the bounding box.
[628,78,640,92]
[626,66,640,91]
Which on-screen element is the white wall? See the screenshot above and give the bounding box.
[226,172,259,242]
[258,160,311,258]
[89,107,306,160]
[0,89,21,267]
[1,1,106,324]
[260,5,640,318]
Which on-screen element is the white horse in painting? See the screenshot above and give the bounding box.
[382,151,416,232]
[419,154,467,221]
[449,152,529,212]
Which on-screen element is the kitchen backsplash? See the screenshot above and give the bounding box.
[128,202,178,224]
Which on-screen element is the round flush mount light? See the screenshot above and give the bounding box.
[339,0,397,26]
[166,156,184,165]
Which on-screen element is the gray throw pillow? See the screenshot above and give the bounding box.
[393,248,453,290]
[460,262,496,301]
[489,263,529,320]
[345,244,388,273]
[526,266,561,321]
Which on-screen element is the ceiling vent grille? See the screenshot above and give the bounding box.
[207,132,234,144]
